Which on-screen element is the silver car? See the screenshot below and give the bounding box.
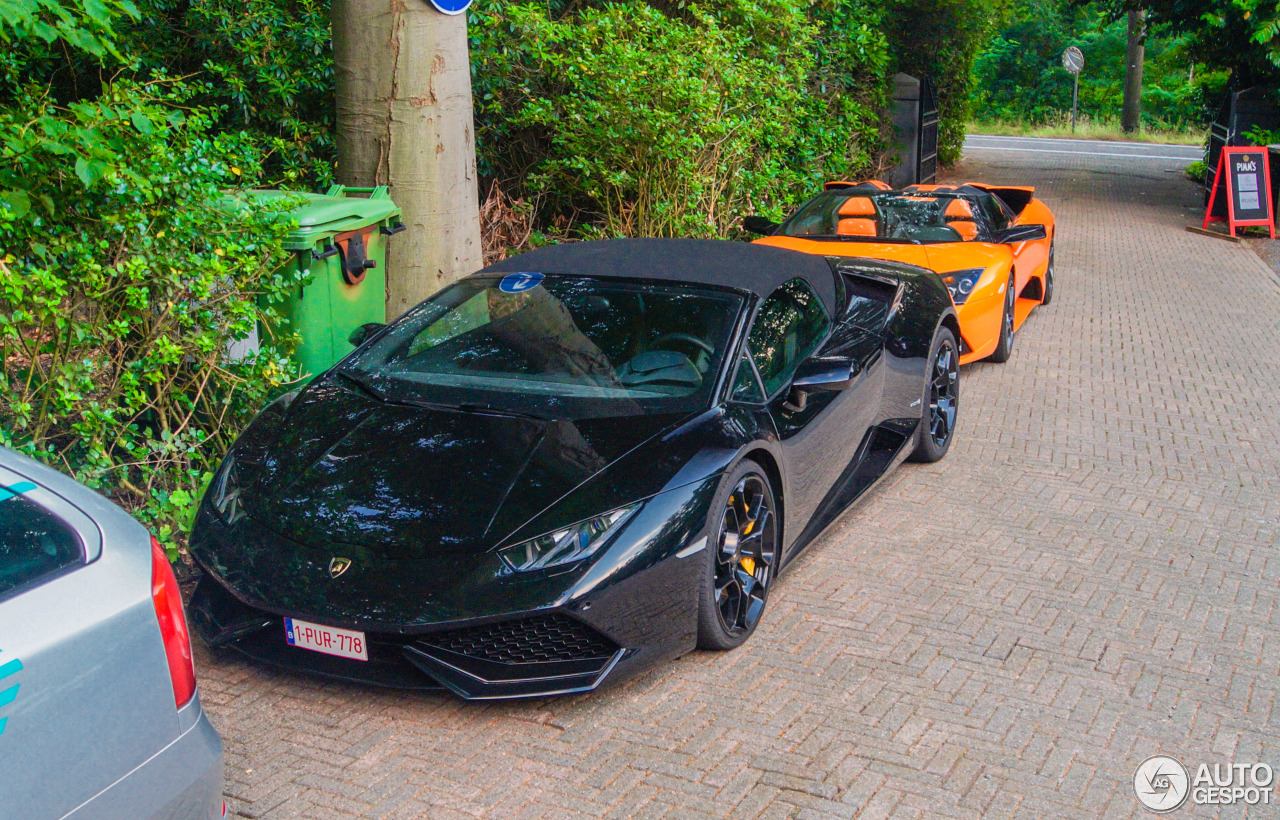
[0,448,224,819]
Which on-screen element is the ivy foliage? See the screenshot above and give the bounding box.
[882,0,995,166]
[469,0,890,235]
[0,9,305,556]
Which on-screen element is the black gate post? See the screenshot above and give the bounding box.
[917,75,939,185]
[888,73,921,188]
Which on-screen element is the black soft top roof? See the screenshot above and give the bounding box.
[480,238,838,315]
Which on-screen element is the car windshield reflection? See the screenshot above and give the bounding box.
[340,274,745,416]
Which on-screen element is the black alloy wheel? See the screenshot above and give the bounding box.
[1041,242,1055,306]
[697,462,779,650]
[910,327,960,463]
[988,272,1016,363]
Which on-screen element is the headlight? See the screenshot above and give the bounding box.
[499,504,639,572]
[210,453,246,525]
[940,268,985,305]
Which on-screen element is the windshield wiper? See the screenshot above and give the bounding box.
[335,373,549,420]
[335,369,386,402]
[453,402,549,422]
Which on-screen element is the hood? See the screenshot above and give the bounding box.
[232,380,689,559]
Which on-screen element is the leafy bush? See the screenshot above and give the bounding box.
[883,0,994,166]
[0,80,304,556]
[470,0,888,237]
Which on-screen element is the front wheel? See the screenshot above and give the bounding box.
[696,460,779,650]
[987,272,1016,363]
[1041,242,1055,306]
[910,326,960,463]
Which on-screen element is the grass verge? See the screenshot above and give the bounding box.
[968,115,1205,146]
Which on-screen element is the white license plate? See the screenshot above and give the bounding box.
[284,617,368,661]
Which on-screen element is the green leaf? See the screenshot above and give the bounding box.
[0,189,30,218]
[130,110,153,135]
[74,156,93,187]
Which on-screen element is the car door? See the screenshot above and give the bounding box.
[739,278,881,553]
[979,191,1046,293]
[0,464,180,819]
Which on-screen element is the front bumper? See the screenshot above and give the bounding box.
[193,577,638,699]
[188,475,719,700]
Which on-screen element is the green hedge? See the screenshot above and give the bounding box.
[470,0,889,236]
[0,80,307,555]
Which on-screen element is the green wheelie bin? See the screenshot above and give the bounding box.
[228,185,404,379]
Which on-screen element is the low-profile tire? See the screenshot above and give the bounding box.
[696,460,779,651]
[1040,242,1055,306]
[909,326,960,463]
[987,272,1016,363]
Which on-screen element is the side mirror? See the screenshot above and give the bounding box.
[742,215,781,236]
[348,322,385,347]
[991,224,1047,244]
[782,356,857,412]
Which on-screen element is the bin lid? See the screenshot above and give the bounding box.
[222,187,402,250]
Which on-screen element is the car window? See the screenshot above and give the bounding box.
[747,279,831,397]
[730,352,766,403]
[972,192,1010,232]
[342,275,745,416]
[0,484,83,599]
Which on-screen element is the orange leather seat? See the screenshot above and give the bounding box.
[838,197,877,217]
[836,218,877,236]
[944,199,978,240]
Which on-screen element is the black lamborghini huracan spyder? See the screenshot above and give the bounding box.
[189,238,960,699]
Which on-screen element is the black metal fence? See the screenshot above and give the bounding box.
[1204,86,1280,216]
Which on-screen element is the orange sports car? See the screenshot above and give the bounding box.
[745,182,1056,364]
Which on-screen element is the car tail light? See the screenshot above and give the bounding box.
[151,536,196,709]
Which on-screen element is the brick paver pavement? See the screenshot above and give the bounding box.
[199,141,1280,819]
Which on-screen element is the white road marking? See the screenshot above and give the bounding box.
[964,145,1194,161]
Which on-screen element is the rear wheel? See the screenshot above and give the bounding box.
[910,327,960,463]
[987,273,1016,363]
[697,461,779,650]
[1041,242,1055,306]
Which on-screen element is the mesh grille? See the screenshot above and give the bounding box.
[422,614,617,664]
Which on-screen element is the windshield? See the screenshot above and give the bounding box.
[779,190,983,244]
[339,273,746,417]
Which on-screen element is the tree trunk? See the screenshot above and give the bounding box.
[1122,9,1145,133]
[333,0,483,320]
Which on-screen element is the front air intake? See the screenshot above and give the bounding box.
[404,613,624,699]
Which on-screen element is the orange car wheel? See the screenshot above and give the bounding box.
[988,273,1016,363]
[1041,242,1055,306]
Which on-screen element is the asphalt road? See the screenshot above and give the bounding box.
[964,134,1203,163]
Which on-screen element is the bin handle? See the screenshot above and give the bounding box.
[381,221,406,236]
[324,184,391,201]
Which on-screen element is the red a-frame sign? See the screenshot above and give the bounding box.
[1203,146,1275,239]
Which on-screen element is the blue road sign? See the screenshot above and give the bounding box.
[428,0,472,15]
